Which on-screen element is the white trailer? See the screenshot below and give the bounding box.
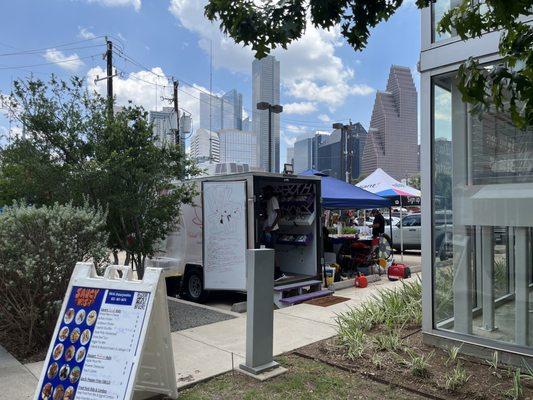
[149,172,330,307]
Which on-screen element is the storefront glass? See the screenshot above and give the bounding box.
[432,73,533,348]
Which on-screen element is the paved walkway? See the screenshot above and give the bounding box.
[2,274,418,399]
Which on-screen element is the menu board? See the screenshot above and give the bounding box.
[38,286,150,400]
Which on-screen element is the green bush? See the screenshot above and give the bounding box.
[0,202,108,359]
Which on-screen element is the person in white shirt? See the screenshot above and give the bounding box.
[262,185,284,280]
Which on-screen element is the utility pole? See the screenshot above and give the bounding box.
[347,121,354,183]
[173,80,180,147]
[106,39,113,116]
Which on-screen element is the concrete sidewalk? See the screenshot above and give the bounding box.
[3,274,418,398]
[169,274,418,389]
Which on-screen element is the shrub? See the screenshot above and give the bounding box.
[0,202,108,359]
[404,349,433,378]
[373,332,401,352]
[336,278,422,335]
[443,362,471,392]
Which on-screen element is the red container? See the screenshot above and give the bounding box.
[387,263,411,281]
[354,273,368,288]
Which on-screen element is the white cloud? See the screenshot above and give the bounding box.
[87,66,206,129]
[43,49,85,71]
[283,102,317,115]
[282,134,297,147]
[78,27,96,40]
[86,0,141,11]
[318,114,331,123]
[285,124,308,135]
[168,0,374,109]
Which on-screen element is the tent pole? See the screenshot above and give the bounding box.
[400,196,404,263]
[389,207,393,248]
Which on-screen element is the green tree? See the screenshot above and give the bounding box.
[205,0,532,128]
[1,76,199,278]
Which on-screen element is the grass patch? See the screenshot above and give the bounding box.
[177,354,422,400]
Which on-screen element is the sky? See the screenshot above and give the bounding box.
[0,0,422,163]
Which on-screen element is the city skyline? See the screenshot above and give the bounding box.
[0,1,421,171]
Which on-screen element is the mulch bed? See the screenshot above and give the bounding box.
[295,329,533,400]
[304,295,350,307]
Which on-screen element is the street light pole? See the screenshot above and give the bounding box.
[257,102,283,173]
[268,108,272,173]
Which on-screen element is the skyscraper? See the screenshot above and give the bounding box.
[199,89,243,131]
[252,55,280,172]
[361,65,418,180]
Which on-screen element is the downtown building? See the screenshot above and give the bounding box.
[189,128,220,163]
[149,107,178,148]
[252,55,281,172]
[292,132,327,173]
[317,123,367,182]
[361,65,419,180]
[199,89,243,131]
[419,3,533,364]
[218,129,257,166]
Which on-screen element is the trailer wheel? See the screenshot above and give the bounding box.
[182,269,207,302]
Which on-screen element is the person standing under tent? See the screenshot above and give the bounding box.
[371,209,385,238]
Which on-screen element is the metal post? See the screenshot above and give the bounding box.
[481,226,496,331]
[515,227,529,346]
[268,108,272,173]
[400,196,404,263]
[240,249,279,375]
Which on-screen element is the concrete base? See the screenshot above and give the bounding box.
[238,364,287,381]
[231,301,247,313]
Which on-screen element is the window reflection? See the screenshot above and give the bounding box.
[432,73,533,348]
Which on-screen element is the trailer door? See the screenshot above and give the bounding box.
[202,180,248,291]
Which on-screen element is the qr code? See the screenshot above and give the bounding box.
[134,292,149,310]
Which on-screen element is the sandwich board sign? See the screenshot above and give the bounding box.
[35,262,178,400]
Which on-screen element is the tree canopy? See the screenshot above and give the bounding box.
[205,0,532,128]
[0,76,199,278]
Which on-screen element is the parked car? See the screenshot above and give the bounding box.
[391,212,453,252]
[391,214,422,250]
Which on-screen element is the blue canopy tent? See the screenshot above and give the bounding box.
[300,169,394,252]
[300,169,391,209]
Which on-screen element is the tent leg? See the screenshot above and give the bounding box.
[400,197,404,264]
[389,207,393,249]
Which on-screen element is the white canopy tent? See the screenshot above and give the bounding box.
[357,168,421,262]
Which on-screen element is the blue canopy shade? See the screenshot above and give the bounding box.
[300,169,391,209]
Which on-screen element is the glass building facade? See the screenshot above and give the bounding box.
[421,4,533,360]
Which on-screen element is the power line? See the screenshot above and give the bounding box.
[0,44,105,58]
[0,54,101,70]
